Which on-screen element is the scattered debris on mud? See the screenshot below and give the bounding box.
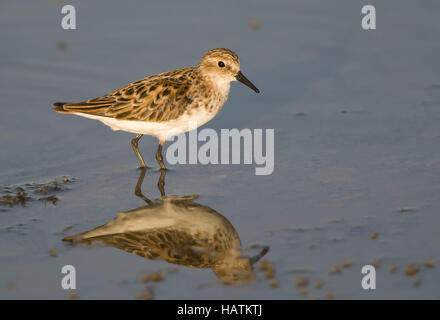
[0,176,75,209]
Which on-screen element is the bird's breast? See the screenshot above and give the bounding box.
[192,82,230,115]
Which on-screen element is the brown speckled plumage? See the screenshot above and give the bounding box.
[53,48,251,122]
[54,67,206,122]
[79,227,237,269]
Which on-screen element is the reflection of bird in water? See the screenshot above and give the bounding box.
[63,169,268,285]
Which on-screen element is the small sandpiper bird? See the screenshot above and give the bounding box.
[53,48,260,169]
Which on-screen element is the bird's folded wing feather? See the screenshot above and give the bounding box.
[54,67,197,122]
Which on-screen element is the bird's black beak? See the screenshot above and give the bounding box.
[236,71,260,93]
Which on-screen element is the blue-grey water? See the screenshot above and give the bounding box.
[1,0,440,299]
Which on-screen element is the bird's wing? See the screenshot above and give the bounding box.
[53,67,198,122]
[70,230,214,267]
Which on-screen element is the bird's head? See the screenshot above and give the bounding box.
[199,48,260,93]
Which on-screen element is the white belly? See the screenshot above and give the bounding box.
[74,109,218,141]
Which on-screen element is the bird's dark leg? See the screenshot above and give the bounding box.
[155,140,167,170]
[134,167,153,205]
[157,168,166,197]
[131,134,146,168]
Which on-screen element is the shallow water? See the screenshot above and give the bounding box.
[1,0,440,299]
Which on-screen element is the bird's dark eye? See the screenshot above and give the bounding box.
[218,61,225,68]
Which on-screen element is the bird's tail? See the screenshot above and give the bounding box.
[53,102,70,113]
